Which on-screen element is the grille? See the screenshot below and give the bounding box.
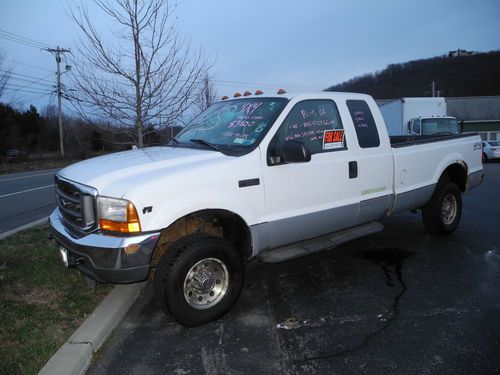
[55,176,97,233]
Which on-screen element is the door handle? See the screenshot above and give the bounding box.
[349,161,358,179]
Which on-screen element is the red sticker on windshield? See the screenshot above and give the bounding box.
[323,129,344,150]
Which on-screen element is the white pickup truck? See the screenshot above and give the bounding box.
[49,92,483,326]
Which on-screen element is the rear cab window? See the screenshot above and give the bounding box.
[346,100,380,148]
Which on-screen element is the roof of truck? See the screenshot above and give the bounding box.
[219,91,373,102]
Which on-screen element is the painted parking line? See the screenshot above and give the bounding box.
[0,184,54,199]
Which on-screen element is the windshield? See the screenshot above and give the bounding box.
[421,118,459,135]
[175,98,288,155]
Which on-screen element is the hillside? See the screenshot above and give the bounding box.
[325,51,500,99]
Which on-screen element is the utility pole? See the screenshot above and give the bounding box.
[431,81,436,97]
[46,46,71,158]
[204,76,209,108]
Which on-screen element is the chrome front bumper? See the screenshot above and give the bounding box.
[49,209,160,283]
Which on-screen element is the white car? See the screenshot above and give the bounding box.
[482,141,500,161]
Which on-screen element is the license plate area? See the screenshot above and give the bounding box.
[59,247,69,268]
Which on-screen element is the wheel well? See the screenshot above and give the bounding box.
[151,210,252,271]
[442,163,467,192]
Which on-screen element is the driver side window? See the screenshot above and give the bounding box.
[270,100,345,159]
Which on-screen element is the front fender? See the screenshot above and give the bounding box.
[150,198,253,232]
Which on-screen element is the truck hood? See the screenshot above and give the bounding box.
[58,146,225,198]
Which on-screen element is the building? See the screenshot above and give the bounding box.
[448,49,475,58]
[446,96,500,141]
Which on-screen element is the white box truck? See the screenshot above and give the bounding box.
[379,97,459,136]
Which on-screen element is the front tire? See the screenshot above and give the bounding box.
[154,234,244,327]
[422,181,462,235]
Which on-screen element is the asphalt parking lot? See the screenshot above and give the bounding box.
[89,163,500,375]
[0,169,58,236]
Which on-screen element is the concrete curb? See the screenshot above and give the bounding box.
[38,281,147,375]
[0,216,49,240]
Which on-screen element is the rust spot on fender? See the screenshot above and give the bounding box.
[149,216,222,279]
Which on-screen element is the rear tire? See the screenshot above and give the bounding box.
[422,181,462,235]
[154,234,244,327]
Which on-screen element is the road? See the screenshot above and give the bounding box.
[88,163,500,375]
[0,169,59,235]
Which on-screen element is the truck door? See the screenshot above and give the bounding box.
[345,99,393,224]
[261,99,360,249]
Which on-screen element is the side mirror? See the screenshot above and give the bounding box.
[281,141,311,163]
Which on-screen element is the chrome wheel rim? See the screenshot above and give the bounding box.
[441,193,458,225]
[183,258,229,310]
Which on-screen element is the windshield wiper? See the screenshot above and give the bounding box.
[189,138,221,152]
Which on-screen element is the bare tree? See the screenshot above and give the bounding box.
[69,0,211,147]
[0,49,12,99]
[194,74,217,113]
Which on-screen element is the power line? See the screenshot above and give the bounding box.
[3,81,53,92]
[26,91,53,102]
[2,85,52,95]
[0,28,52,47]
[9,89,54,106]
[6,58,320,93]
[0,69,54,83]
[5,76,54,89]
[65,59,320,92]
[214,82,324,93]
[29,91,54,102]
[16,72,55,91]
[0,34,45,49]
[49,91,56,107]
[0,28,53,49]
[6,59,54,73]
[3,82,52,93]
[211,78,321,90]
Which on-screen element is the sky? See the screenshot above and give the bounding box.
[1,0,500,113]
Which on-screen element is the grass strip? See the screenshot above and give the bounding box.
[0,224,113,375]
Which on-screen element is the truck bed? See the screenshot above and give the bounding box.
[390,133,479,148]
[388,131,482,215]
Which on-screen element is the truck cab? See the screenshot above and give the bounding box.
[408,116,460,136]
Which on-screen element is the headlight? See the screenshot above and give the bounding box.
[97,196,141,233]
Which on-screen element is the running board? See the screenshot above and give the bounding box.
[258,221,384,263]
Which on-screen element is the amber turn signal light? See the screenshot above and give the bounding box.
[99,202,141,233]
